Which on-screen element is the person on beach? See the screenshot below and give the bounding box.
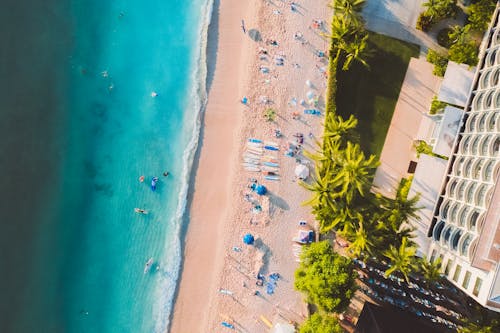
[241,19,246,33]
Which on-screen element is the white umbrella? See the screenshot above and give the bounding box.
[295,164,309,180]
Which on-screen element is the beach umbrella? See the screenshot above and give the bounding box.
[255,184,267,195]
[295,164,309,180]
[248,29,262,42]
[243,233,255,245]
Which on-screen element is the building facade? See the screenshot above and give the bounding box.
[427,5,500,311]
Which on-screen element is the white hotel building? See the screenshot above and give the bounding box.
[411,7,500,311]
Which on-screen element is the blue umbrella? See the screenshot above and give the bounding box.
[243,233,255,245]
[221,321,235,329]
[255,185,267,195]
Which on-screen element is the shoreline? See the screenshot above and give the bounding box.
[171,0,331,331]
[169,0,256,331]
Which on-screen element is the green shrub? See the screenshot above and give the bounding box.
[414,140,448,159]
[295,241,357,313]
[427,49,449,77]
[263,108,276,122]
[448,42,479,66]
[414,140,434,157]
[417,0,460,31]
[416,12,434,31]
[299,313,343,333]
[430,96,447,114]
[325,47,338,116]
[467,0,497,32]
[437,28,453,48]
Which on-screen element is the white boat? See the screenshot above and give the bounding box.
[144,258,153,274]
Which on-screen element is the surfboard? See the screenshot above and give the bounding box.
[264,175,280,181]
[248,138,262,143]
[263,161,279,167]
[247,141,263,148]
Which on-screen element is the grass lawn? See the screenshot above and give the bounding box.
[336,32,420,157]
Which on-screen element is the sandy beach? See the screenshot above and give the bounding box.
[170,0,330,331]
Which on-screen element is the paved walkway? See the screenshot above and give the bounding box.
[372,57,442,198]
[362,0,444,52]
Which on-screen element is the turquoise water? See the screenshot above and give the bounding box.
[0,0,210,332]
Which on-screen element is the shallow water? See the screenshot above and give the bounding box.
[0,0,208,331]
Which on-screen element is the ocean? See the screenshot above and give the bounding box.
[0,0,211,332]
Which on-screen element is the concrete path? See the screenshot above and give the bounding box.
[362,0,444,52]
[372,57,442,198]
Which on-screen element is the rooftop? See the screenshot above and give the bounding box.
[408,154,449,253]
[437,61,475,108]
[432,106,465,157]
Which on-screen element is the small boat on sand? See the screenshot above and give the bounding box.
[144,258,153,274]
[151,177,159,191]
[134,208,148,214]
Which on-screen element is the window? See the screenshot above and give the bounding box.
[430,250,437,263]
[453,265,462,282]
[444,260,452,275]
[463,271,472,289]
[473,277,483,296]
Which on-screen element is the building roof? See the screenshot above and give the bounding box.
[355,302,450,333]
[408,154,449,254]
[432,106,464,157]
[437,61,475,107]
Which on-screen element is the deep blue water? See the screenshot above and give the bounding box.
[0,0,209,332]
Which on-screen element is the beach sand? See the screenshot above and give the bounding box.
[170,0,330,332]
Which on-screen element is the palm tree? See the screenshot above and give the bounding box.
[384,237,417,282]
[327,16,356,63]
[301,168,333,208]
[375,182,421,231]
[330,142,379,204]
[343,214,376,257]
[342,34,371,70]
[418,256,443,287]
[330,0,366,25]
[322,114,359,150]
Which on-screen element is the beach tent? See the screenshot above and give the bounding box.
[243,233,255,245]
[255,185,267,195]
[271,322,295,333]
[294,164,309,180]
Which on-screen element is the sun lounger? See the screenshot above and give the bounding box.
[304,109,321,115]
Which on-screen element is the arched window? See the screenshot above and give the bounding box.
[433,221,445,241]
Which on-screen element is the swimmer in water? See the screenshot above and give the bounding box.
[139,175,145,182]
[163,171,169,177]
